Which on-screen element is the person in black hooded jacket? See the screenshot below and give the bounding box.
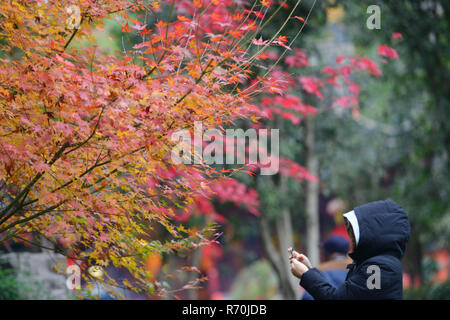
[289,200,411,300]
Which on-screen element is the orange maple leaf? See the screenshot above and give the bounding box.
[275,35,288,43]
[244,170,256,177]
[177,15,190,22]
[260,0,273,7]
[294,16,307,23]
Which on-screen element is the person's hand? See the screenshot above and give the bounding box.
[289,249,313,269]
[289,257,309,279]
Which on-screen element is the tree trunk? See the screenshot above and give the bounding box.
[276,207,299,298]
[305,115,320,267]
[259,215,298,300]
[259,176,298,300]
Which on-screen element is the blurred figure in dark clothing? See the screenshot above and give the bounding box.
[302,235,351,300]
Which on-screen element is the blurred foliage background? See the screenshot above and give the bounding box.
[219,0,449,300]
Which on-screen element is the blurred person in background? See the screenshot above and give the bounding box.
[301,235,352,300]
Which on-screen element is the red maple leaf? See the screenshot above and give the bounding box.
[121,22,132,33]
[378,44,399,59]
[297,76,324,99]
[285,48,309,68]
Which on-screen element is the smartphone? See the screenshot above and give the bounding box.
[288,247,293,258]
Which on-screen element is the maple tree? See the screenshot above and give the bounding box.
[0,0,313,297]
[247,41,399,173]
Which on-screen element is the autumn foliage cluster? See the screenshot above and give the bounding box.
[0,0,302,296]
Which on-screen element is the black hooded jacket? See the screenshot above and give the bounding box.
[300,200,411,300]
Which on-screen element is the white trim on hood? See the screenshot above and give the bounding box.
[343,210,360,246]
